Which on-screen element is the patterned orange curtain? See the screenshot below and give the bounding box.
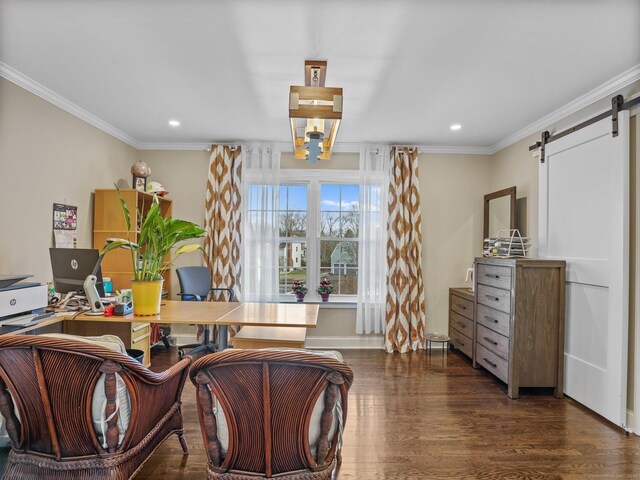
[385,147,426,353]
[203,145,242,303]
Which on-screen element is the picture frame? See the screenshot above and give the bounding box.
[133,175,147,192]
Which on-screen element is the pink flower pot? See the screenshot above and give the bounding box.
[321,293,330,302]
[295,292,305,303]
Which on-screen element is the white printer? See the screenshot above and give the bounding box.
[0,275,48,321]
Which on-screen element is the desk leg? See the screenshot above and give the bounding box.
[218,325,229,350]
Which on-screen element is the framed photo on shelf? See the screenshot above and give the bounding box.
[133,176,147,192]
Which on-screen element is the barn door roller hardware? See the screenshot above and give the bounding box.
[530,94,640,163]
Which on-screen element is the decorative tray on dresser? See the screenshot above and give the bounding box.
[449,287,474,360]
[473,257,566,399]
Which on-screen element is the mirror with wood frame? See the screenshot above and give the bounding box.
[484,186,516,240]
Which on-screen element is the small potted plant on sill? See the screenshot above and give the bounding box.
[100,187,205,316]
[316,278,333,302]
[291,280,308,303]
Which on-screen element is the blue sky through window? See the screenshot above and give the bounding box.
[321,184,359,211]
[283,185,307,211]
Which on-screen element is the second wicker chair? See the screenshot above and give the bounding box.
[189,349,354,479]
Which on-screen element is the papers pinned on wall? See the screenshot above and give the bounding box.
[53,203,77,248]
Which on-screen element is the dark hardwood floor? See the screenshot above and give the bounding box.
[1,348,639,479]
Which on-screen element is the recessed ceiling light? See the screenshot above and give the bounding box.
[450,124,462,131]
[168,119,180,127]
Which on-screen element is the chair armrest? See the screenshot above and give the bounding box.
[178,293,203,301]
[209,288,235,301]
[120,357,192,450]
[133,356,192,386]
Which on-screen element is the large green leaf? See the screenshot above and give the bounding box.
[103,190,206,281]
[115,185,131,231]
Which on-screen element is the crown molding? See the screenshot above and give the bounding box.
[3,60,637,157]
[136,141,493,156]
[419,145,493,155]
[489,63,640,154]
[136,142,211,150]
[0,61,140,148]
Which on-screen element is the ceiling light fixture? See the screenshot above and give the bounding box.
[289,60,343,164]
[450,123,462,131]
[168,119,180,127]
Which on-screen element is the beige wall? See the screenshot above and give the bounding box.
[420,153,492,335]
[137,150,210,298]
[0,77,138,285]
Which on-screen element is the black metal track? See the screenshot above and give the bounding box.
[529,94,640,161]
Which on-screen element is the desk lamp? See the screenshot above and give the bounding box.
[84,238,139,316]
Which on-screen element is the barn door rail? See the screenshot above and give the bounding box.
[530,94,640,163]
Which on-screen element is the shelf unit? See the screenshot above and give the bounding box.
[92,189,173,297]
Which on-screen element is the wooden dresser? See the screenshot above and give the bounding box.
[473,257,566,399]
[449,287,474,359]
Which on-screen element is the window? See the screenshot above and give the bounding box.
[246,171,365,301]
[278,185,308,294]
[319,184,359,295]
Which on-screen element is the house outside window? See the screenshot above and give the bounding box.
[246,169,374,302]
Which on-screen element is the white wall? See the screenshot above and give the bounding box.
[0,77,138,285]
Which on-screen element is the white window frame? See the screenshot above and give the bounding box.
[245,169,364,303]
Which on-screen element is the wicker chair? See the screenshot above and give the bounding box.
[0,335,191,479]
[189,349,354,479]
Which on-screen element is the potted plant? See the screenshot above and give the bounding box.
[316,278,333,302]
[291,280,308,302]
[101,188,205,315]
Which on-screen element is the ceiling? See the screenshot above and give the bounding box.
[1,0,639,150]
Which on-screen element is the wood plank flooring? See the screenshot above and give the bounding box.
[1,348,639,479]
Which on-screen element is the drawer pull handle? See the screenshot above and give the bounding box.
[484,316,499,324]
[483,357,497,368]
[485,295,500,302]
[483,336,498,346]
[486,274,501,279]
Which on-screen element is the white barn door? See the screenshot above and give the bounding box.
[539,111,630,428]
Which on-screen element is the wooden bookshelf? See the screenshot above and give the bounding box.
[92,189,173,297]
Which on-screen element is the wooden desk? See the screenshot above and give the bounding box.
[214,303,319,349]
[66,300,242,324]
[65,301,319,352]
[217,303,319,328]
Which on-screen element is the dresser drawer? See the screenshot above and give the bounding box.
[477,263,512,290]
[450,311,473,338]
[476,303,511,337]
[477,324,509,359]
[477,284,511,314]
[451,294,474,320]
[476,344,508,383]
[450,328,473,358]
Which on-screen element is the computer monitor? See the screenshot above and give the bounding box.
[49,248,105,297]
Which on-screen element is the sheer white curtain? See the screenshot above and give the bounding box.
[242,144,281,302]
[356,145,390,334]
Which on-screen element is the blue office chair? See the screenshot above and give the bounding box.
[176,266,235,358]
